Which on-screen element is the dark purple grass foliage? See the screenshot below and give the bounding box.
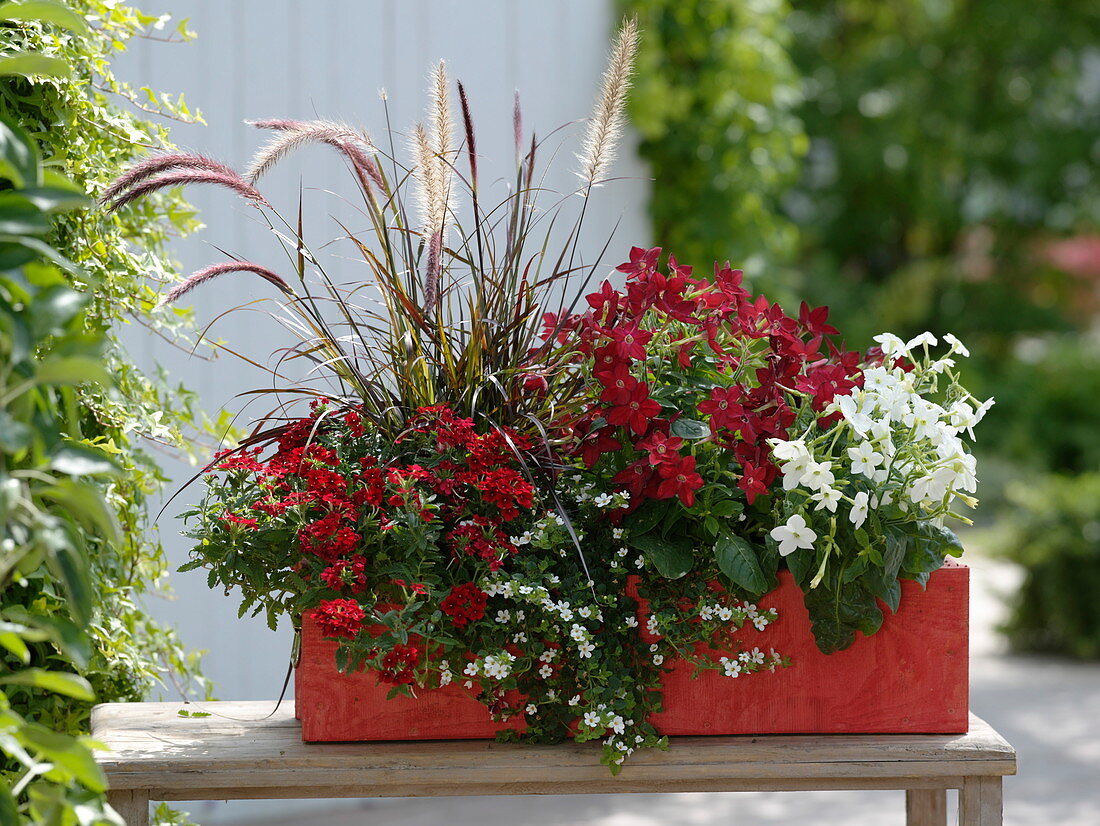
[160,262,293,307]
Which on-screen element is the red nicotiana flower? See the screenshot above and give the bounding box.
[638,431,684,466]
[737,461,770,505]
[656,455,704,507]
[605,382,662,436]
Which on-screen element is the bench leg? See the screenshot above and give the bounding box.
[960,776,1003,825]
[906,789,947,826]
[108,789,150,826]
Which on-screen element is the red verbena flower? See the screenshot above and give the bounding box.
[440,582,489,628]
[313,598,365,639]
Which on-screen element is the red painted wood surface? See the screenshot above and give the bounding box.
[296,564,968,742]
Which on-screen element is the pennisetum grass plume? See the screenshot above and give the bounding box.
[245,119,384,192]
[158,262,294,307]
[576,16,638,188]
[104,167,271,213]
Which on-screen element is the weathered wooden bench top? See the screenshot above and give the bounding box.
[91,701,1016,825]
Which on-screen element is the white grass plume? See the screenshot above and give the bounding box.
[576,18,639,187]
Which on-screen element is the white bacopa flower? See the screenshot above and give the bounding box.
[849,491,870,529]
[577,606,592,618]
[750,647,766,664]
[720,656,742,678]
[812,486,842,513]
[495,609,510,624]
[583,711,601,728]
[439,661,452,686]
[610,715,626,734]
[570,624,587,642]
[752,615,769,631]
[513,632,527,643]
[578,642,595,658]
[568,694,581,706]
[848,441,884,477]
[538,664,553,679]
[525,704,538,715]
[715,606,733,622]
[652,654,664,665]
[464,661,480,677]
[593,492,615,508]
[699,605,715,621]
[635,556,645,568]
[770,514,817,556]
[624,615,638,628]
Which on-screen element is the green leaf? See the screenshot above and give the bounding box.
[34,356,111,388]
[0,193,50,235]
[49,442,120,476]
[0,783,17,824]
[0,233,83,274]
[40,480,121,545]
[18,724,106,791]
[0,668,94,701]
[0,1,91,34]
[622,498,671,537]
[784,545,816,588]
[627,532,694,579]
[670,417,709,439]
[803,567,884,654]
[0,627,31,662]
[18,186,90,213]
[0,113,39,187]
[714,531,768,594]
[44,528,93,626]
[0,52,71,79]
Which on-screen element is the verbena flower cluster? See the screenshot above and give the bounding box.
[186,246,990,770]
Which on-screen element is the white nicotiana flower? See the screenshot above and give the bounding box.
[848,441,884,477]
[849,491,870,529]
[800,460,835,492]
[873,332,908,357]
[770,514,817,556]
[578,642,595,658]
[781,452,813,491]
[943,332,970,357]
[769,437,810,463]
[909,466,956,505]
[906,331,938,352]
[835,394,874,436]
[812,486,842,513]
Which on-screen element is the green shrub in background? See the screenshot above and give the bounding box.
[998,471,1100,660]
[1,2,211,818]
[620,0,808,284]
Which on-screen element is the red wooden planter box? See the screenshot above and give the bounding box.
[295,563,968,742]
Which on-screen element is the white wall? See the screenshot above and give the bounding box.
[112,2,648,819]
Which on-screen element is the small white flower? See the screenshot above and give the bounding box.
[943,332,970,357]
[719,656,742,678]
[594,492,615,508]
[610,715,626,734]
[800,460,835,491]
[716,606,733,622]
[770,514,817,556]
[624,615,639,628]
[848,441,884,477]
[526,704,538,715]
[812,486,842,513]
[570,624,587,641]
[464,661,480,677]
[578,606,593,618]
[495,610,510,624]
[439,661,452,686]
[849,491,870,529]
[652,654,665,666]
[583,711,601,728]
[513,632,527,643]
[905,331,938,352]
[538,664,553,679]
[699,604,715,621]
[635,556,645,569]
[568,695,581,706]
[612,527,624,539]
[873,332,908,357]
[578,642,595,658]
[750,647,766,664]
[752,615,769,631]
[769,438,810,462]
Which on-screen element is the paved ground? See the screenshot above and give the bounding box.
[181,554,1100,825]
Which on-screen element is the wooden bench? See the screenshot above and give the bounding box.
[91,701,1016,826]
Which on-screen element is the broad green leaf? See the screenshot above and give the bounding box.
[18,724,106,791]
[0,629,30,662]
[49,442,120,476]
[2,609,90,666]
[714,531,767,594]
[40,480,121,545]
[0,52,71,79]
[670,417,709,439]
[0,1,91,34]
[34,356,110,388]
[18,186,90,213]
[0,668,95,701]
[622,498,671,537]
[44,527,93,626]
[628,532,694,579]
[0,113,39,187]
[0,783,17,823]
[0,193,50,235]
[0,233,84,274]
[803,569,884,654]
